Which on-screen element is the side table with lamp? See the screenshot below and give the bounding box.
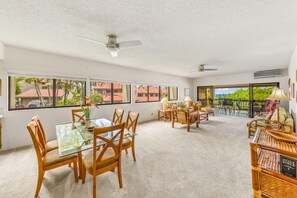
[158,97,171,121]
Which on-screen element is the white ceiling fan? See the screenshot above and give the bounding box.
[190,64,218,73]
[78,34,141,57]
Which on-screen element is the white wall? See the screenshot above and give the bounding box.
[0,46,193,150]
[191,71,289,110]
[288,45,297,127]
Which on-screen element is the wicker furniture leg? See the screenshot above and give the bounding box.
[250,143,261,198]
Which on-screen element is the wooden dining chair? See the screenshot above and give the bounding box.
[112,108,124,124]
[27,121,78,197]
[81,123,125,198]
[72,108,85,123]
[32,115,58,152]
[121,111,139,161]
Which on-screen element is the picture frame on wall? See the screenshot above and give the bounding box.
[184,88,190,96]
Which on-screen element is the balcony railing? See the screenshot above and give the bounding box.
[206,99,268,117]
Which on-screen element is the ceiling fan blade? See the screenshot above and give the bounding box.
[189,70,198,73]
[203,68,218,71]
[118,40,142,48]
[78,35,106,46]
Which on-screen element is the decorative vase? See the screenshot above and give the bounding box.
[85,118,90,128]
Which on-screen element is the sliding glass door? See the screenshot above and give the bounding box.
[250,83,278,117]
[197,86,213,106]
[197,82,279,118]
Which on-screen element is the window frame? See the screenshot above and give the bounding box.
[135,84,178,103]
[90,81,132,105]
[168,86,179,101]
[8,76,87,111]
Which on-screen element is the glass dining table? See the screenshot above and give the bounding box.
[56,118,136,178]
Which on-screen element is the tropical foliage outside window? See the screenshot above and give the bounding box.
[55,79,86,106]
[9,76,86,110]
[214,87,274,100]
[90,81,131,104]
[214,87,249,100]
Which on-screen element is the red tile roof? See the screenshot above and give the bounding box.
[16,89,64,98]
[93,83,126,90]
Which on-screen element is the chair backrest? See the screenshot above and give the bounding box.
[92,123,125,172]
[125,111,139,133]
[176,109,189,124]
[32,115,47,149]
[72,109,85,123]
[112,108,124,124]
[27,121,46,165]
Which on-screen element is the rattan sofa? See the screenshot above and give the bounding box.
[247,107,294,138]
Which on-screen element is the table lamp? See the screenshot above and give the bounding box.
[267,87,289,129]
[161,97,168,111]
[184,96,192,108]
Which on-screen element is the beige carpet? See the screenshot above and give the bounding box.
[0,115,252,198]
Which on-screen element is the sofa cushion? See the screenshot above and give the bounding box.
[271,108,287,122]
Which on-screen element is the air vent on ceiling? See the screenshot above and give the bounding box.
[254,69,282,79]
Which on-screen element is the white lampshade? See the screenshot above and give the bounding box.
[267,87,289,101]
[161,97,168,103]
[184,96,192,102]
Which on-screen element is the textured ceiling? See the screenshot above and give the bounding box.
[0,1,297,78]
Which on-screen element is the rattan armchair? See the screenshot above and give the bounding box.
[171,109,200,132]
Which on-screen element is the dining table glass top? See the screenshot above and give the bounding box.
[56,118,136,157]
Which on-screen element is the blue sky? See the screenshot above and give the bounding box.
[215,88,247,95]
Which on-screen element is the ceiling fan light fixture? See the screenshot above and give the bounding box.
[110,49,118,57]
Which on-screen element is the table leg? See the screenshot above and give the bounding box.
[78,152,82,179]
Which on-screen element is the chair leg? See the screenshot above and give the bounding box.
[34,168,44,198]
[132,144,136,162]
[118,163,123,188]
[73,161,78,183]
[82,165,86,184]
[93,175,96,198]
[125,149,128,155]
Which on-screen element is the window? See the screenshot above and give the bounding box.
[169,86,178,101]
[90,81,131,104]
[9,76,86,110]
[55,79,86,107]
[214,87,249,100]
[113,83,131,103]
[149,85,160,102]
[160,86,169,98]
[135,84,148,102]
[135,84,178,102]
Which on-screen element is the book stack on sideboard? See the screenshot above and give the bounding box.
[250,128,297,198]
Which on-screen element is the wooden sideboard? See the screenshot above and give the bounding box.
[250,128,297,197]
